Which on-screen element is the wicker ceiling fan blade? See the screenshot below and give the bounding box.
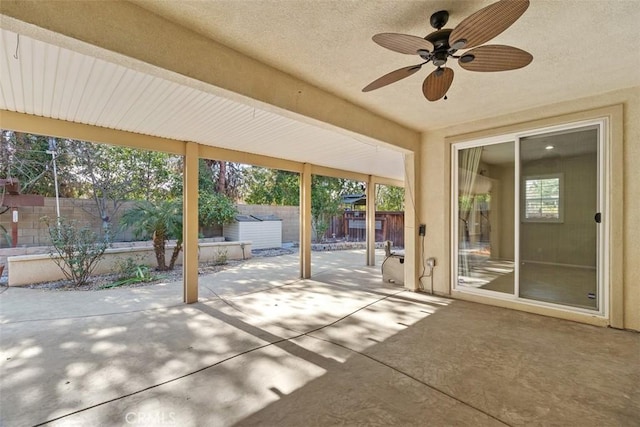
[459,45,533,72]
[422,67,454,101]
[449,0,530,50]
[362,65,423,92]
[372,33,434,55]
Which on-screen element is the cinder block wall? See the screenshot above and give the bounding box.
[0,199,300,251]
[0,197,138,249]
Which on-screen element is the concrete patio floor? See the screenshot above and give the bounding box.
[1,250,638,426]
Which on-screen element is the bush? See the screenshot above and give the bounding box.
[0,224,11,247]
[214,247,228,266]
[104,257,155,289]
[199,192,238,228]
[42,216,110,287]
[115,256,150,279]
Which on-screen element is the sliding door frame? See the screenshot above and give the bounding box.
[451,117,609,319]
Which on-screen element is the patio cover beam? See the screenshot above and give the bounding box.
[1,110,402,187]
[199,145,303,174]
[0,110,185,155]
[311,165,369,183]
[372,176,404,189]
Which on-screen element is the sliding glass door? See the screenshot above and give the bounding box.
[457,141,515,294]
[519,128,599,309]
[453,122,604,314]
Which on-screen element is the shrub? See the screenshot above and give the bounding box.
[0,224,11,247]
[104,258,154,289]
[214,247,228,266]
[115,256,139,280]
[42,216,110,287]
[115,255,150,279]
[199,192,238,228]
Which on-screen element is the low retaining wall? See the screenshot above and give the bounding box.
[7,241,252,286]
[0,237,228,271]
[311,241,387,251]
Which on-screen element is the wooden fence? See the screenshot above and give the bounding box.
[325,211,404,247]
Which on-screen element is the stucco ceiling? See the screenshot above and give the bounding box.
[132,0,640,132]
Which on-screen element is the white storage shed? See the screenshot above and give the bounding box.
[223,214,282,250]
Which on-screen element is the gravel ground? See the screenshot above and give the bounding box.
[13,248,297,292]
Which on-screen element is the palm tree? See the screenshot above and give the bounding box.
[120,199,183,271]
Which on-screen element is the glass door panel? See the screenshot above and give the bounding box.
[519,127,599,309]
[457,142,515,294]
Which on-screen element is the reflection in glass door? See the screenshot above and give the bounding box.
[453,122,603,313]
[519,127,599,310]
[457,142,515,294]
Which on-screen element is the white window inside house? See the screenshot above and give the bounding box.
[523,174,563,222]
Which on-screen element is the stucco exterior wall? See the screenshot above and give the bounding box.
[420,87,639,331]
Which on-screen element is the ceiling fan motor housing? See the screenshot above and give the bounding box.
[425,29,452,50]
[425,28,453,66]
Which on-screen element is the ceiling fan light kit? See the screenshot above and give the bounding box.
[363,0,533,101]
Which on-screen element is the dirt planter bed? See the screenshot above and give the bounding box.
[7,240,252,286]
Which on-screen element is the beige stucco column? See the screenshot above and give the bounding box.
[183,142,199,303]
[403,152,420,291]
[300,163,312,279]
[366,175,376,266]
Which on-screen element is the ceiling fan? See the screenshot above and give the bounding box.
[363,0,533,101]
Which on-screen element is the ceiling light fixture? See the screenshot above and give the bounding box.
[545,145,555,150]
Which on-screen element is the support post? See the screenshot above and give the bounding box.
[403,152,420,291]
[300,163,312,279]
[366,175,376,266]
[183,142,199,303]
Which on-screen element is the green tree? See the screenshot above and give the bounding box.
[120,199,183,271]
[68,140,181,230]
[120,193,236,270]
[311,176,341,242]
[243,167,365,242]
[376,184,404,211]
[311,176,363,242]
[199,192,238,229]
[1,131,183,231]
[0,131,77,196]
[243,167,299,205]
[201,159,244,200]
